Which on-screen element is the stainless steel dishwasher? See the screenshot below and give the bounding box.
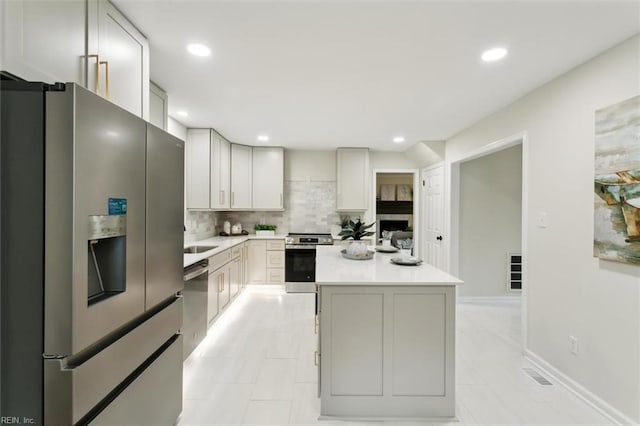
[182,260,209,360]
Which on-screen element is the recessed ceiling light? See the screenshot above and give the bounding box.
[481,47,508,62]
[177,111,188,117]
[393,136,405,143]
[257,134,270,142]
[187,43,211,57]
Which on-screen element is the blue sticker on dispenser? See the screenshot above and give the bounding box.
[108,198,127,215]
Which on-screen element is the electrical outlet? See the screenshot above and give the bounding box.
[569,336,579,355]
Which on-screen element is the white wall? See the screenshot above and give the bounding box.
[445,35,640,423]
[167,117,187,141]
[459,144,522,298]
[284,150,336,182]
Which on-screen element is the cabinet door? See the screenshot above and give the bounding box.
[219,265,231,310]
[88,0,149,119]
[252,147,284,210]
[229,257,241,299]
[336,148,369,211]
[1,0,86,85]
[207,269,220,325]
[248,240,267,283]
[210,132,231,209]
[149,81,168,130]
[230,144,252,209]
[242,243,250,287]
[186,129,210,209]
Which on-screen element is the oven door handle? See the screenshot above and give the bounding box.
[285,245,318,250]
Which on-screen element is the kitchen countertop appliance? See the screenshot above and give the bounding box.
[182,260,209,360]
[285,232,333,293]
[1,81,184,425]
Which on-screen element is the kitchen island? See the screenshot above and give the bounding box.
[315,245,462,421]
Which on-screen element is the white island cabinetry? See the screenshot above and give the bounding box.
[315,246,462,420]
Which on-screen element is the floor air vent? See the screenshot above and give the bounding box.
[523,368,553,385]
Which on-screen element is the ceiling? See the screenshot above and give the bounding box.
[113,1,640,151]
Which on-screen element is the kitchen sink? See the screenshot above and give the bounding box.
[183,245,218,254]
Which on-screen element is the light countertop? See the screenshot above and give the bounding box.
[316,245,462,286]
[184,234,285,268]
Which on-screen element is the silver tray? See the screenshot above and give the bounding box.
[341,249,375,260]
[390,256,423,266]
[375,245,398,253]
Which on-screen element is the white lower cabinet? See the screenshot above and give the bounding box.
[206,244,243,326]
[318,285,455,419]
[207,268,220,325]
[248,239,285,283]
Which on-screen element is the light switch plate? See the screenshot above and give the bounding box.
[537,211,548,228]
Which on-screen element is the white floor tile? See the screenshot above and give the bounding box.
[179,286,615,426]
[242,400,292,425]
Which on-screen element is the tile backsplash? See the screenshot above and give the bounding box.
[184,210,218,244]
[211,181,342,236]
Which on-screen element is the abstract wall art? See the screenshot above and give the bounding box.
[594,95,640,265]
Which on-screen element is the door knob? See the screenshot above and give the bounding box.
[436,235,443,241]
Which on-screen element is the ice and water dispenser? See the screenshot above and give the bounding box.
[87,214,127,305]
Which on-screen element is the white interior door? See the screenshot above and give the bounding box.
[421,164,446,270]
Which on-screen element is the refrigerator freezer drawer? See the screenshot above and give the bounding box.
[44,297,183,425]
[90,335,183,425]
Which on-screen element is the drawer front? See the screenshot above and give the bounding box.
[209,249,231,270]
[266,251,284,268]
[231,245,242,258]
[266,240,285,251]
[267,268,284,283]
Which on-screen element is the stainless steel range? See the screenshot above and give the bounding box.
[285,233,333,293]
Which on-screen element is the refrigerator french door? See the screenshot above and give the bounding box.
[1,81,184,425]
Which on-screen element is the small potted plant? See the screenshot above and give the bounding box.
[254,224,277,236]
[339,218,375,257]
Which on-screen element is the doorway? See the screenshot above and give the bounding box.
[372,169,419,256]
[448,131,529,350]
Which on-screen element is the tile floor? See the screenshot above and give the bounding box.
[178,285,612,426]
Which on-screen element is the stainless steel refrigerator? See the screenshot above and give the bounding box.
[1,81,185,425]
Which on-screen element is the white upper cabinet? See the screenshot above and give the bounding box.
[1,0,86,85]
[1,0,149,119]
[252,147,284,210]
[87,0,149,119]
[149,81,168,130]
[186,129,210,209]
[231,144,252,209]
[336,148,370,211]
[210,132,231,209]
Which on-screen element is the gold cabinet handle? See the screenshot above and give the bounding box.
[87,54,100,94]
[99,60,110,99]
[314,315,319,334]
[314,351,319,366]
[218,274,222,293]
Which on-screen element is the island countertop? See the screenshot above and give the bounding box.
[316,245,462,286]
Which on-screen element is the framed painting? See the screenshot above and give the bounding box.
[594,95,640,265]
[380,184,395,201]
[396,184,413,201]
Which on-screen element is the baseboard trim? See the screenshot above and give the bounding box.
[524,349,637,425]
[457,296,521,304]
